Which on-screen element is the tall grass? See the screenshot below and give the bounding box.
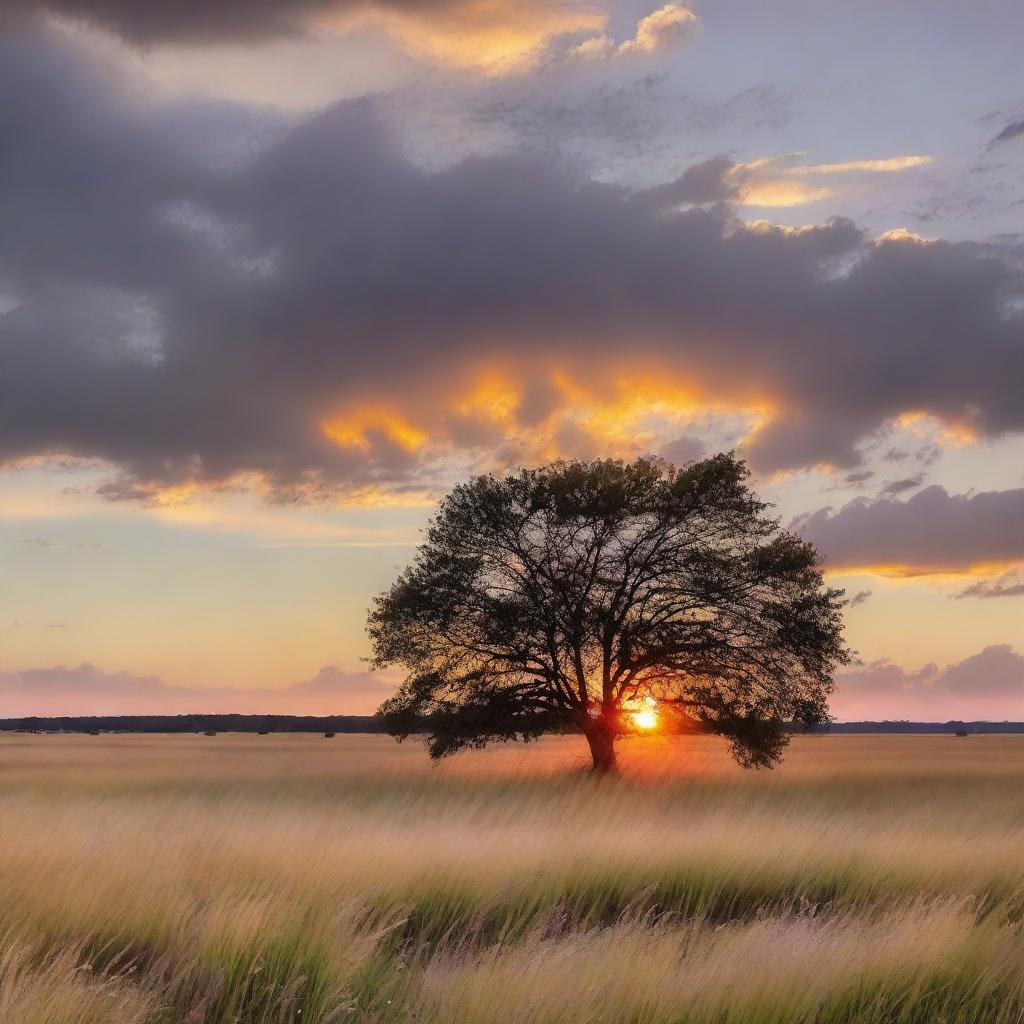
[0,733,1022,1022]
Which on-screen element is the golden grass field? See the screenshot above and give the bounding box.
[2,732,1023,1023]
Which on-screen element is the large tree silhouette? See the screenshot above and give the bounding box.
[369,455,848,772]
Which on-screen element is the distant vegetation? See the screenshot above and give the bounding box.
[0,713,388,733]
[1,733,1024,1023]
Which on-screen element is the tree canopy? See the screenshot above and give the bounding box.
[369,454,849,772]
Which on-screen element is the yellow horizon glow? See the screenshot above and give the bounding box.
[824,559,1024,580]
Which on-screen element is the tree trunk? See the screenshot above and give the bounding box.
[584,724,618,774]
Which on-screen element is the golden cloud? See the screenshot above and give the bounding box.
[788,156,933,176]
[736,179,835,208]
[321,408,428,453]
[307,364,771,507]
[328,1,607,72]
[728,153,933,208]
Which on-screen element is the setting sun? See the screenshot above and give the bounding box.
[632,709,658,731]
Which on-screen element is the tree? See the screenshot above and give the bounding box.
[369,455,849,773]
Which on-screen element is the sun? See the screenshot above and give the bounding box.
[631,709,658,731]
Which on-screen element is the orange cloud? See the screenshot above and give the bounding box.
[321,408,428,453]
[894,411,978,447]
[823,561,1023,581]
[338,1,606,72]
[209,365,749,508]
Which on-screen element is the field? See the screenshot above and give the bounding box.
[1,733,1023,1024]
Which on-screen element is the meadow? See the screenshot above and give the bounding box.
[1,732,1023,1024]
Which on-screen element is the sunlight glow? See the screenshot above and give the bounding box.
[632,709,658,731]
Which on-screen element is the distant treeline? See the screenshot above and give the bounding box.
[0,715,1023,734]
[0,714,389,734]
[803,721,1024,734]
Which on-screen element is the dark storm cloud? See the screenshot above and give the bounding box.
[7,0,523,44]
[795,486,1024,573]
[2,24,1024,499]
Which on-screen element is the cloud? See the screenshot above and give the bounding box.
[843,470,874,487]
[991,119,1024,147]
[658,433,706,465]
[10,0,338,44]
[570,3,700,61]
[879,474,924,496]
[874,228,931,244]
[633,156,739,206]
[955,569,1024,600]
[618,3,700,55]
[737,179,834,208]
[288,664,391,694]
[934,645,1024,698]
[14,0,604,70]
[724,152,932,209]
[1,24,1023,504]
[847,589,873,607]
[0,662,398,716]
[833,644,1024,720]
[795,486,1024,575]
[788,156,932,176]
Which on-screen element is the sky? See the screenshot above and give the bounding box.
[1,0,1023,722]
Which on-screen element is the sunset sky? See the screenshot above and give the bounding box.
[2,0,1023,721]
